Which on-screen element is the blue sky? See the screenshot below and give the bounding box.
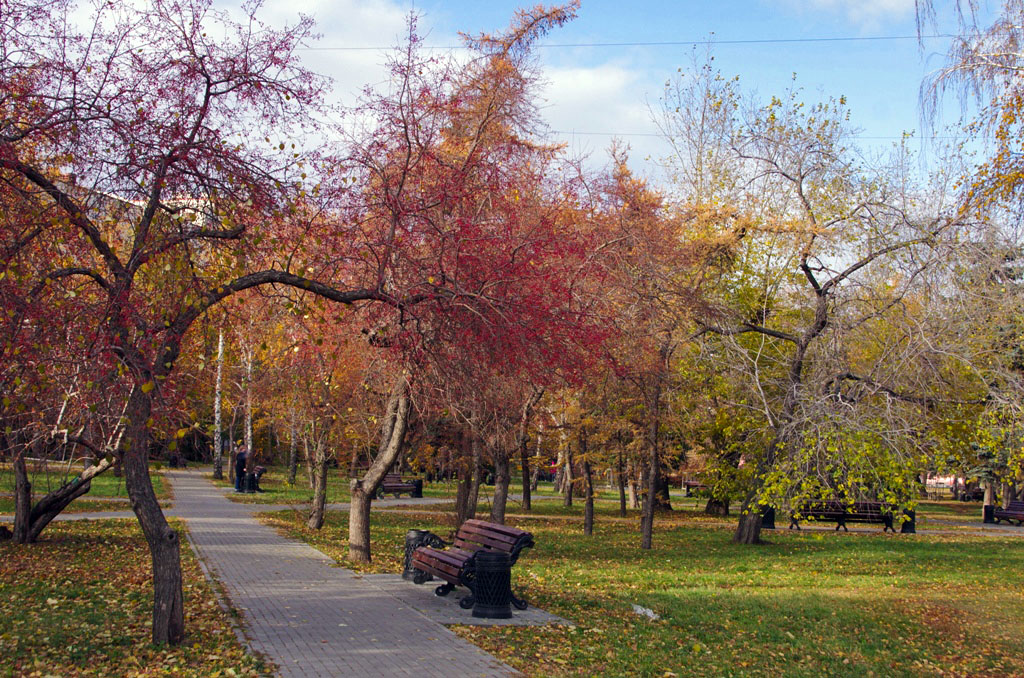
[255,0,977,180]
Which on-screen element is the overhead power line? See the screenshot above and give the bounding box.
[547,130,968,140]
[300,33,952,52]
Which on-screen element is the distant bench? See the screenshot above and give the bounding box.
[376,473,422,499]
[994,500,1024,526]
[683,480,708,497]
[790,501,915,533]
[411,519,534,610]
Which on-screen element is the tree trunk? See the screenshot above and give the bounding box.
[467,434,481,520]
[12,454,31,544]
[454,430,472,526]
[490,448,511,524]
[733,509,764,545]
[617,443,627,517]
[583,458,594,536]
[653,472,673,512]
[303,434,314,489]
[288,409,298,485]
[627,458,640,509]
[347,375,411,563]
[124,388,184,645]
[705,497,730,516]
[520,436,532,512]
[307,438,328,530]
[23,458,114,543]
[562,443,574,507]
[984,479,995,507]
[213,330,224,480]
[347,489,373,563]
[640,379,663,550]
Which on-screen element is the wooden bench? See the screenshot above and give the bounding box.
[789,501,908,533]
[683,480,708,497]
[376,473,422,499]
[411,518,534,610]
[994,500,1024,526]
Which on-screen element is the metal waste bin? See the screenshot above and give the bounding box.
[471,551,512,619]
[243,471,257,493]
[403,529,445,580]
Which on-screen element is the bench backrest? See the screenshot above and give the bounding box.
[453,519,535,564]
[1001,500,1024,511]
[796,500,888,516]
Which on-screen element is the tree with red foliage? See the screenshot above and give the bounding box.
[2,0,600,642]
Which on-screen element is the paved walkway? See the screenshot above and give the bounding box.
[166,470,517,678]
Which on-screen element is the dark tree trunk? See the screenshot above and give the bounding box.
[348,375,410,563]
[490,449,511,524]
[307,439,328,530]
[653,472,673,512]
[617,442,627,517]
[520,436,532,512]
[454,430,472,527]
[583,458,594,536]
[562,443,574,507]
[640,380,663,550]
[733,510,764,544]
[704,497,730,516]
[467,434,481,520]
[124,388,184,645]
[13,454,31,544]
[22,458,114,543]
[288,414,298,485]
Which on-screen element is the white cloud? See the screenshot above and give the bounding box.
[779,0,915,28]
[538,62,665,171]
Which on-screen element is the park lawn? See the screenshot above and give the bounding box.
[915,500,986,524]
[0,518,269,677]
[211,466,459,504]
[260,507,1024,678]
[0,463,171,500]
[0,497,134,514]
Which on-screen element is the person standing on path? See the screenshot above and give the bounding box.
[234,445,248,492]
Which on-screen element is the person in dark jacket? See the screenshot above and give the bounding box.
[234,445,248,492]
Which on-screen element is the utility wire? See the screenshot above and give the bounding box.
[300,34,952,51]
[547,130,969,140]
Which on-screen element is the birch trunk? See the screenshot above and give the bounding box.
[213,330,224,479]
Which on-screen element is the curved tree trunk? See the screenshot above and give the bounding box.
[347,375,411,563]
[23,458,114,543]
[124,389,184,645]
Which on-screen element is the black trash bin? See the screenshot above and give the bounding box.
[403,529,446,580]
[471,551,513,619]
[243,471,258,493]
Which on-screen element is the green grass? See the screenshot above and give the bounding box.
[0,518,269,677]
[211,465,460,504]
[0,462,171,500]
[260,506,1024,678]
[0,497,135,514]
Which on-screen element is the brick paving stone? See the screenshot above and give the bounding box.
[166,469,517,678]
